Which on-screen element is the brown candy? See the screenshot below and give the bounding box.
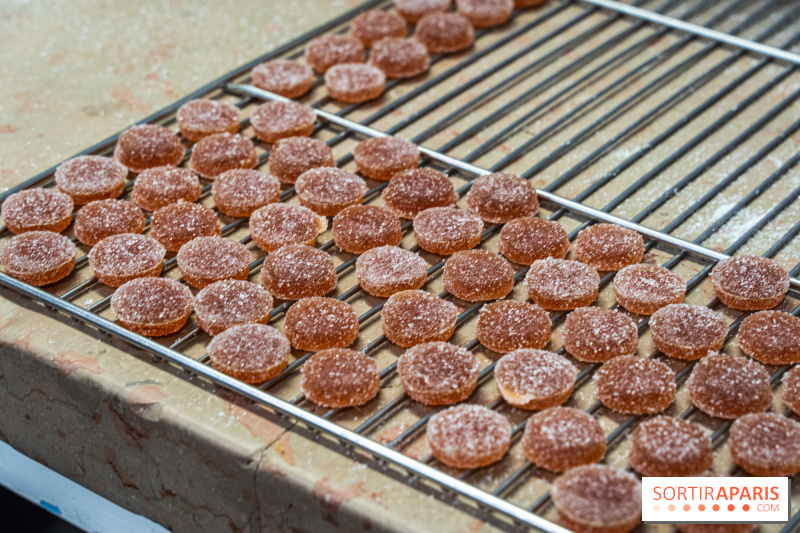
[249,203,327,252]
[427,404,511,468]
[413,207,483,255]
[249,101,316,144]
[355,245,428,297]
[88,233,165,287]
[382,168,457,218]
[628,416,712,477]
[596,356,676,415]
[195,279,272,336]
[211,169,280,217]
[782,365,800,416]
[189,133,258,180]
[521,407,606,472]
[176,236,251,288]
[132,167,201,211]
[415,12,475,53]
[111,277,192,336]
[457,0,513,28]
[251,59,314,99]
[574,223,644,271]
[687,352,771,419]
[0,231,75,286]
[296,168,367,216]
[74,199,145,246]
[55,155,127,205]
[398,341,479,404]
[442,249,514,302]
[738,310,800,365]
[650,304,726,361]
[526,258,599,311]
[305,34,365,73]
[267,136,335,185]
[498,217,569,265]
[613,263,685,315]
[466,173,538,223]
[301,348,380,408]
[369,38,430,79]
[381,289,458,347]
[324,63,386,103]
[208,324,290,383]
[176,99,240,142]
[712,255,789,310]
[283,296,359,351]
[350,10,407,47]
[353,137,420,181]
[495,348,576,410]
[561,306,638,363]
[332,205,402,254]
[475,300,550,353]
[396,0,451,23]
[2,189,73,234]
[150,202,220,252]
[113,125,184,173]
[260,244,337,300]
[730,412,800,477]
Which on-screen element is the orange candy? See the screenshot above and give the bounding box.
[628,417,712,477]
[712,255,789,310]
[382,168,457,219]
[251,59,314,99]
[369,38,430,78]
[782,365,800,416]
[466,173,538,223]
[74,199,145,246]
[305,34,365,73]
[613,264,685,315]
[413,207,483,255]
[650,304,726,361]
[55,155,127,205]
[521,407,606,472]
[353,136,419,181]
[475,300,550,353]
[0,231,75,286]
[561,306,638,363]
[150,202,220,252]
[355,245,428,297]
[211,169,280,217]
[113,125,184,173]
[195,279,272,336]
[176,236,250,288]
[283,296,359,352]
[267,136,335,185]
[396,0,451,23]
[415,12,475,53]
[208,324,290,383]
[189,133,258,180]
[738,310,800,365]
[260,244,337,300]
[301,348,380,408]
[249,203,327,252]
[332,205,402,254]
[442,249,514,302]
[495,348,576,409]
[296,168,367,216]
[730,412,800,477]
[2,189,73,235]
[176,99,240,142]
[324,63,386,103]
[350,10,407,47]
[498,217,569,265]
[457,0,513,28]
[687,352,770,419]
[132,167,201,211]
[575,223,644,271]
[596,356,676,414]
[526,258,599,310]
[427,404,511,468]
[111,277,192,336]
[249,101,316,144]
[398,341,480,404]
[89,233,165,287]
[381,289,458,347]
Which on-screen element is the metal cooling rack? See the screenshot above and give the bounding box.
[3,0,800,531]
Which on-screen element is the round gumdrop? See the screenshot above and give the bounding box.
[189,133,258,180]
[687,352,771,419]
[296,168,367,216]
[521,407,606,472]
[415,12,475,53]
[442,249,514,302]
[2,189,73,234]
[324,63,386,103]
[457,0,513,27]
[350,10,407,47]
[0,231,75,286]
[466,173,538,224]
[195,279,272,336]
[396,0,451,23]
[250,101,316,144]
[382,168,457,218]
[74,199,145,246]
[332,205,402,254]
[176,99,240,142]
[251,59,314,98]
[267,136,335,185]
[613,263,685,315]
[475,300,550,353]
[353,136,419,181]
[132,167,201,211]
[712,255,789,310]
[305,34,365,73]
[150,202,220,252]
[730,412,800,477]
[301,348,380,408]
[113,125,185,173]
[495,348,576,410]
[260,244,337,300]
[627,416,712,477]
[55,155,127,205]
[211,169,280,217]
[283,296,359,351]
[249,203,327,252]
[575,223,644,271]
[738,310,800,365]
[398,341,480,404]
[176,236,251,288]
[427,404,511,468]
[526,258,599,311]
[111,277,192,336]
[498,217,569,265]
[89,233,165,287]
[650,304,727,361]
[596,355,675,415]
[381,289,458,347]
[782,365,800,416]
[369,38,430,79]
[561,306,638,363]
[355,245,428,297]
[208,324,290,383]
[413,207,483,255]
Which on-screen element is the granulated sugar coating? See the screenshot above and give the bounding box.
[355,245,428,297]
[442,249,514,302]
[398,341,480,405]
[596,356,676,415]
[284,296,359,352]
[211,169,280,217]
[150,202,220,252]
[267,137,335,185]
[526,258,599,310]
[613,264,685,315]
[189,133,258,180]
[627,416,712,477]
[381,168,457,218]
[251,59,314,99]
[350,10,407,47]
[88,233,165,287]
[413,207,483,255]
[427,404,511,468]
[332,205,402,254]
[521,407,606,472]
[396,0,451,23]
[730,412,800,477]
[552,464,642,533]
[250,101,316,144]
[574,224,644,271]
[495,348,576,410]
[301,348,380,408]
[712,255,789,310]
[208,324,290,384]
[456,0,513,28]
[110,277,192,337]
[381,290,458,347]
[782,366,800,416]
[176,236,251,289]
[687,352,771,419]
[0,231,75,286]
[475,300,550,353]
[295,168,367,216]
[74,199,145,246]
[249,203,327,252]
[738,310,800,365]
[260,244,337,300]
[498,217,569,265]
[650,304,727,361]
[305,34,365,73]
[415,12,475,53]
[113,125,185,174]
[353,137,420,181]
[466,173,538,223]
[55,155,128,205]
[132,167,201,212]
[324,63,387,103]
[369,38,430,79]
[561,306,638,363]
[176,99,240,142]
[195,279,272,336]
[1,189,73,234]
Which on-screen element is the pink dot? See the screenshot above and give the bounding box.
[653,505,661,512]
[683,504,691,512]
[728,504,735,512]
[668,504,676,512]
